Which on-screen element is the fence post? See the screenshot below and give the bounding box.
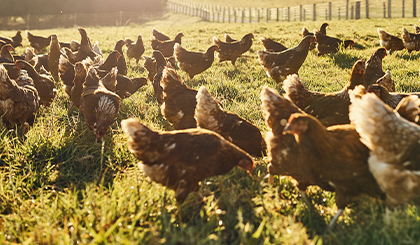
[223,8,225,22]
[288,7,290,21]
[339,7,341,19]
[304,8,306,20]
[402,0,405,17]
[388,0,391,17]
[329,2,332,20]
[384,2,386,17]
[366,0,369,18]
[249,8,252,23]
[414,0,417,17]
[313,4,316,20]
[277,8,279,21]
[300,5,303,21]
[258,9,260,22]
[228,7,230,22]
[267,8,269,22]
[355,1,361,19]
[234,10,237,22]
[351,4,354,19]
[120,11,123,25]
[346,0,349,19]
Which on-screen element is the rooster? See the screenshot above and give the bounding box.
[48,34,61,82]
[195,86,266,157]
[79,67,120,141]
[174,43,219,79]
[161,66,198,129]
[364,48,387,88]
[402,27,420,53]
[213,33,254,68]
[284,60,365,127]
[315,30,354,56]
[258,35,316,83]
[349,92,420,207]
[150,32,183,57]
[259,37,287,52]
[121,118,254,204]
[377,28,405,54]
[125,35,145,64]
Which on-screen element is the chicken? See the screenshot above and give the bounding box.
[258,35,315,83]
[283,112,385,229]
[70,62,87,108]
[349,92,420,207]
[0,44,14,63]
[114,74,147,100]
[97,51,120,71]
[195,86,266,157]
[121,118,254,204]
[377,28,405,54]
[79,67,120,141]
[150,32,184,57]
[14,60,57,107]
[174,43,218,79]
[213,33,254,68]
[364,48,387,88]
[367,84,420,109]
[315,30,354,56]
[283,59,365,127]
[125,35,145,64]
[402,27,420,53]
[76,28,98,62]
[152,28,170,41]
[415,23,420,34]
[0,64,40,127]
[143,55,157,82]
[48,34,61,82]
[375,70,395,92]
[225,34,236,43]
[59,55,77,97]
[260,87,334,197]
[24,47,38,66]
[151,50,166,104]
[161,66,198,129]
[260,37,287,52]
[26,31,52,53]
[302,23,328,50]
[114,40,127,76]
[0,30,23,48]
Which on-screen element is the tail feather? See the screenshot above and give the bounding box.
[195,86,223,131]
[283,74,309,103]
[395,95,420,123]
[213,36,222,45]
[402,27,410,42]
[161,66,184,90]
[377,28,391,41]
[121,118,156,150]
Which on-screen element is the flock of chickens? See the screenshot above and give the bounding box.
[0,21,420,229]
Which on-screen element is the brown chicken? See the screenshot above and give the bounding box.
[375,70,395,92]
[121,118,254,204]
[151,32,184,57]
[14,60,57,107]
[0,31,23,48]
[315,30,354,56]
[161,66,198,129]
[76,28,98,62]
[114,40,127,76]
[283,112,385,229]
[258,35,315,83]
[174,43,218,79]
[0,64,40,127]
[364,48,387,88]
[24,47,37,66]
[113,74,147,100]
[0,44,14,63]
[260,87,334,197]
[48,34,61,82]
[195,86,266,157]
[283,60,365,127]
[59,55,77,96]
[225,34,236,43]
[367,84,420,109]
[69,62,87,109]
[79,67,120,141]
[125,35,145,64]
[26,31,52,53]
[260,37,287,52]
[377,28,405,54]
[151,50,166,104]
[143,55,157,82]
[349,92,420,207]
[213,33,254,68]
[302,23,328,50]
[97,51,121,71]
[402,27,420,53]
[152,28,171,41]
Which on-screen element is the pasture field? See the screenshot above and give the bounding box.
[1,13,420,244]
[182,0,328,8]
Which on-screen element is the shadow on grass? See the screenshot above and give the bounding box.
[330,52,360,70]
[394,52,420,61]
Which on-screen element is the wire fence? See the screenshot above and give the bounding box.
[167,0,420,22]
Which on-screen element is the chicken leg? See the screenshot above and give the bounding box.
[328,208,344,230]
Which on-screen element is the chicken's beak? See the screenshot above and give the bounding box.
[283,122,294,135]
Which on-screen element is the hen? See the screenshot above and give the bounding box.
[377,28,405,54]
[97,51,120,71]
[258,35,315,83]
[283,112,385,229]
[151,50,167,104]
[152,28,171,41]
[125,35,145,64]
[375,70,395,92]
[195,86,266,157]
[367,84,420,109]
[260,37,287,52]
[79,67,120,141]
[114,40,127,76]
[14,60,57,107]
[121,118,254,204]
[0,44,15,63]
[76,28,98,62]
[0,64,40,127]
[315,30,354,56]
[26,31,52,53]
[151,32,184,57]
[349,92,420,207]
[48,34,61,82]
[174,43,218,79]
[161,66,198,129]
[143,55,157,82]
[302,23,329,50]
[213,33,254,68]
[70,62,87,109]
[0,31,23,48]
[402,27,420,53]
[364,48,387,88]
[283,59,365,127]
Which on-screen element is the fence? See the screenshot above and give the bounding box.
[0,11,165,30]
[167,0,420,22]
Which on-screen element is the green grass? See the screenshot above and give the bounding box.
[1,13,420,244]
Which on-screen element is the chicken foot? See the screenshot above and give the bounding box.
[328,208,343,230]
